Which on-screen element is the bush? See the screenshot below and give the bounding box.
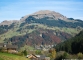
[77,52,83,59]
[35,50,41,55]
[21,50,27,56]
[55,52,69,60]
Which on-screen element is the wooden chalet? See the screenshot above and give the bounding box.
[27,54,38,60]
[0,43,18,53]
[27,54,50,60]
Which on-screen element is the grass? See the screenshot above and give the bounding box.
[0,52,29,60]
[0,23,81,43]
[61,27,80,36]
[20,45,34,52]
[0,57,4,60]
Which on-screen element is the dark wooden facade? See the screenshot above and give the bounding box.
[0,43,18,53]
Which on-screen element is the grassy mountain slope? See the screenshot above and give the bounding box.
[0,10,83,49]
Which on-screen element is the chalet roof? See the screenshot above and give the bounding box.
[6,45,18,49]
[27,54,50,60]
[0,43,4,46]
[0,43,18,49]
[35,55,40,57]
[0,43,4,48]
[27,54,38,59]
[39,55,45,59]
[27,54,46,58]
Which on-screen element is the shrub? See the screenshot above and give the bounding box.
[55,52,69,60]
[77,52,83,59]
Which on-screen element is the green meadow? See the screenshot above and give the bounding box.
[0,52,29,60]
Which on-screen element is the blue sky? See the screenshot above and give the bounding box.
[0,0,83,22]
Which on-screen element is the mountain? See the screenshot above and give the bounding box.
[0,10,83,49]
[55,30,83,54]
[20,10,67,21]
[0,20,19,26]
[20,10,83,28]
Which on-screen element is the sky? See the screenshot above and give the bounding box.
[0,0,83,22]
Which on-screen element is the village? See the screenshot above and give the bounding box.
[0,43,56,60]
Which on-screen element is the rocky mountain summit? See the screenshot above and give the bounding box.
[1,10,82,25]
[20,10,68,22]
[33,10,67,20]
[0,10,83,48]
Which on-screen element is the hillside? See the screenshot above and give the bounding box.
[0,10,83,49]
[55,30,83,54]
[0,52,29,60]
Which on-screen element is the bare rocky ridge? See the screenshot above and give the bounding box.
[0,10,80,25]
[0,20,19,25]
[20,10,68,22]
[33,10,67,20]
